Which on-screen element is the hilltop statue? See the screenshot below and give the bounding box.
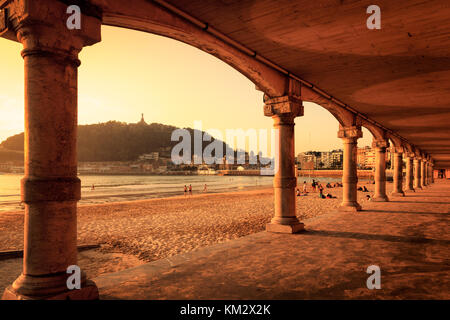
[139,113,147,125]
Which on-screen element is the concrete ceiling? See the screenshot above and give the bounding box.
[165,0,450,168]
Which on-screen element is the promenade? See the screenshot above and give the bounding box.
[95,179,450,300]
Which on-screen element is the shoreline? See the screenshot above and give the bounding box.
[0,185,274,214]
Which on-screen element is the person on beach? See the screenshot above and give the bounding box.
[318,189,326,199]
[302,181,307,193]
[296,188,301,197]
[189,184,192,195]
[184,185,187,195]
[326,193,336,199]
[318,183,324,193]
[91,184,95,190]
[203,184,207,192]
[326,182,332,188]
[311,180,316,192]
[363,186,369,192]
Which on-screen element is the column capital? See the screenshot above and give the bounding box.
[372,139,389,149]
[392,146,404,154]
[1,0,101,58]
[264,95,304,119]
[337,126,362,140]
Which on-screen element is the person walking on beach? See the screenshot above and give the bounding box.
[189,184,192,195]
[311,179,316,192]
[302,181,307,193]
[184,185,187,195]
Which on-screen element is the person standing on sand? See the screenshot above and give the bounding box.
[302,181,307,193]
[184,185,187,195]
[189,184,192,195]
[203,184,207,192]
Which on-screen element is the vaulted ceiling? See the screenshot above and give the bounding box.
[160,0,450,168]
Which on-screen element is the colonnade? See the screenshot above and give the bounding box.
[263,107,435,234]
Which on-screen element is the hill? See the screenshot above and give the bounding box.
[0,121,234,162]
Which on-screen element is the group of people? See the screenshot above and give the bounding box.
[296,179,338,199]
[358,185,369,192]
[184,184,208,195]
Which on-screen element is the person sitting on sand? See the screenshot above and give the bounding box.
[326,182,332,188]
[296,188,301,196]
[363,186,369,192]
[318,189,326,199]
[358,186,363,191]
[318,183,324,193]
[366,195,372,201]
[326,193,336,199]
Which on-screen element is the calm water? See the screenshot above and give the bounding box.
[0,173,342,213]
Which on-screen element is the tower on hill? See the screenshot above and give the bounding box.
[139,113,147,125]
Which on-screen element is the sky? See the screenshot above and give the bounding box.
[0,25,372,155]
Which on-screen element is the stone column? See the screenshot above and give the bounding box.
[391,149,404,196]
[1,0,101,300]
[372,139,389,202]
[414,158,422,189]
[420,159,426,188]
[431,163,435,183]
[264,95,304,233]
[338,126,362,211]
[405,153,415,192]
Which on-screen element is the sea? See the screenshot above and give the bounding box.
[0,173,343,213]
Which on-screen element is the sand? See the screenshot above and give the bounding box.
[0,181,377,292]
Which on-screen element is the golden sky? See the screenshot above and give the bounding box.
[0,25,372,154]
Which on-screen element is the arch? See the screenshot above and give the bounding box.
[360,119,388,142]
[403,143,414,155]
[388,135,405,153]
[300,86,356,127]
[95,0,364,129]
[414,147,422,159]
[94,0,288,98]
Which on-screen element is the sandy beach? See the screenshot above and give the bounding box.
[0,181,377,293]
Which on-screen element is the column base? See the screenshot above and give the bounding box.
[372,195,389,202]
[404,188,415,193]
[2,274,99,300]
[390,191,405,197]
[266,222,304,234]
[338,202,362,212]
